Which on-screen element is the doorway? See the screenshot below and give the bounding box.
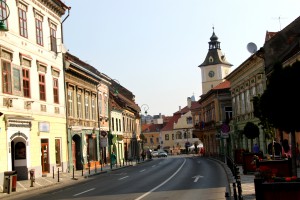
[41,139,49,174]
[72,134,82,170]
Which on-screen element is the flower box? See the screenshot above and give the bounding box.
[256,158,292,177]
[242,152,263,174]
[255,178,300,200]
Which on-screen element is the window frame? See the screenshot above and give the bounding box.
[39,73,46,101]
[2,60,12,94]
[53,78,59,104]
[35,15,43,46]
[22,68,30,98]
[50,24,57,53]
[18,5,28,38]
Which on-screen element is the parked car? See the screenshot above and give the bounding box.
[151,151,158,157]
[158,152,168,158]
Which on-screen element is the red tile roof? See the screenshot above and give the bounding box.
[212,80,230,90]
[161,114,181,131]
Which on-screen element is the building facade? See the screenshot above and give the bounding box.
[0,0,69,185]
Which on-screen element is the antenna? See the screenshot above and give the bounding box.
[247,42,257,54]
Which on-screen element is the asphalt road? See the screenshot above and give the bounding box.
[16,156,229,200]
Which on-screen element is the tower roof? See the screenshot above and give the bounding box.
[198,28,233,67]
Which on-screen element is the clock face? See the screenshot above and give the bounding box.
[208,70,215,78]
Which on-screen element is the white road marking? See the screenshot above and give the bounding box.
[140,169,146,172]
[35,182,42,186]
[41,177,54,183]
[151,165,156,167]
[73,188,95,197]
[192,175,204,182]
[17,182,27,190]
[135,159,186,200]
[119,176,129,180]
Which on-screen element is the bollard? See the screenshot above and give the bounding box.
[72,165,75,179]
[29,169,35,187]
[95,162,97,173]
[100,159,103,171]
[233,182,238,200]
[82,166,83,176]
[53,166,55,179]
[237,179,243,200]
[57,168,60,182]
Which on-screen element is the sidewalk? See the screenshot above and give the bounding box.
[0,160,145,199]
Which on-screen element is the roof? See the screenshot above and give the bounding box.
[212,80,230,90]
[173,101,201,115]
[161,115,181,131]
[142,123,165,133]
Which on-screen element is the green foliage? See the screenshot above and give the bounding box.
[108,132,114,145]
[252,95,275,139]
[259,61,300,133]
[243,122,259,139]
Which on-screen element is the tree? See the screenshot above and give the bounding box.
[256,61,300,176]
[243,122,260,139]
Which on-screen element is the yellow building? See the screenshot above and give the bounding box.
[0,0,69,187]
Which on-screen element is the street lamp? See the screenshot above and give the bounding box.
[0,0,10,32]
[140,104,149,153]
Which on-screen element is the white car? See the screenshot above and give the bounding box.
[158,152,168,158]
[151,151,158,157]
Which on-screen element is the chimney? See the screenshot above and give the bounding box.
[187,97,191,108]
[179,106,181,112]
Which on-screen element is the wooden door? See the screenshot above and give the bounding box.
[41,141,49,173]
[72,140,76,169]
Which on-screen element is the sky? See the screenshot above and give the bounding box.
[62,0,300,116]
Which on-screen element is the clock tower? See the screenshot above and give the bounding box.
[198,28,233,94]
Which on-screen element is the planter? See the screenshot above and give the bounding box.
[234,149,244,164]
[242,152,263,174]
[257,158,292,177]
[255,178,300,200]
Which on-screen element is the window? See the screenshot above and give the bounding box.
[35,14,43,45]
[186,116,193,124]
[55,138,61,165]
[116,118,118,131]
[104,95,108,116]
[13,68,21,92]
[39,74,46,101]
[225,107,232,122]
[165,134,169,141]
[50,23,57,52]
[67,89,73,117]
[2,60,12,94]
[111,117,114,131]
[18,4,28,38]
[119,119,121,132]
[22,68,30,97]
[53,78,59,103]
[85,95,89,119]
[98,93,102,115]
[77,93,82,118]
[91,97,95,120]
[0,1,8,29]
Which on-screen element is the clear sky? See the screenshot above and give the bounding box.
[62,0,300,116]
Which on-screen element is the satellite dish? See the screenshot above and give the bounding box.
[247,42,257,54]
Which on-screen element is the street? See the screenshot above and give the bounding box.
[12,156,229,200]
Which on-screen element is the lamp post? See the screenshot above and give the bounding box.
[0,0,10,32]
[140,104,149,152]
